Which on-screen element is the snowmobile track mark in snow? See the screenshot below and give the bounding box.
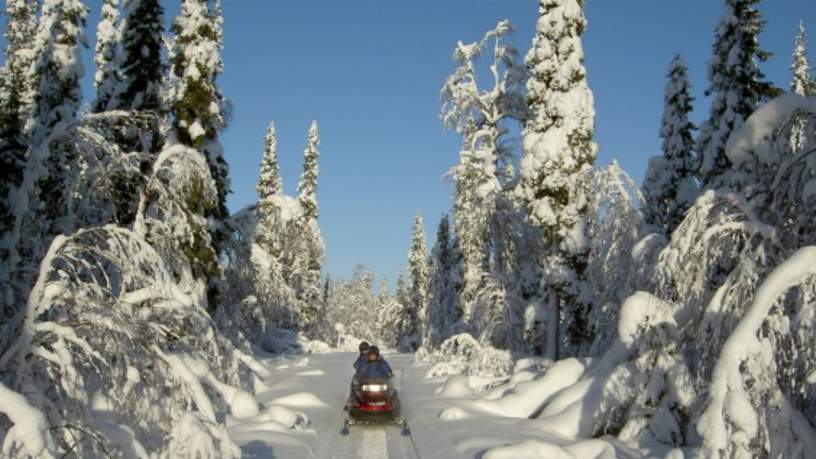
[327,424,420,459]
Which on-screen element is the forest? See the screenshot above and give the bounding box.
[1,0,815,458]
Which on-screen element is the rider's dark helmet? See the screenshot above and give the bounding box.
[359,341,370,353]
[368,346,380,358]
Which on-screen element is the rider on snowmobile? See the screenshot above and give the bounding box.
[356,345,392,379]
[353,341,370,371]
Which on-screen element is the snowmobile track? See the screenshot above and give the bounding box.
[323,423,420,459]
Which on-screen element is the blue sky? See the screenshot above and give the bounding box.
[2,1,815,286]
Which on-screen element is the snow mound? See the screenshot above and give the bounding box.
[427,360,467,378]
[263,405,309,430]
[435,375,475,398]
[439,406,475,421]
[484,439,616,459]
[270,392,329,409]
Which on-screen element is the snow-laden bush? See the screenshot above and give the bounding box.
[423,333,514,380]
[135,142,220,299]
[468,278,511,348]
[693,247,816,459]
[218,203,298,347]
[586,161,649,356]
[516,292,696,446]
[651,95,816,456]
[469,346,514,378]
[2,111,158,354]
[0,226,264,457]
[322,266,393,346]
[437,333,482,361]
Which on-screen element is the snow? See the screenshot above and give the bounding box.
[0,382,54,459]
[189,119,206,140]
[726,94,816,167]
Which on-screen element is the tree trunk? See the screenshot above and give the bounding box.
[546,290,559,361]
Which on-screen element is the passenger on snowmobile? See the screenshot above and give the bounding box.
[353,341,370,371]
[355,345,392,379]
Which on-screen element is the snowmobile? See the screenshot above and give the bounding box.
[341,374,409,435]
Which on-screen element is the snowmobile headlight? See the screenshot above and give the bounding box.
[361,384,388,392]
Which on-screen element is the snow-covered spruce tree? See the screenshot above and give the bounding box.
[378,278,390,306]
[118,0,164,111]
[170,0,229,238]
[441,20,525,323]
[169,0,230,305]
[254,121,284,260]
[395,267,408,306]
[230,121,300,340]
[482,162,528,350]
[292,121,324,332]
[0,0,39,274]
[481,99,816,453]
[789,22,814,153]
[4,0,88,308]
[697,0,778,189]
[298,120,320,222]
[258,121,284,201]
[491,163,519,281]
[93,0,123,112]
[791,21,814,97]
[26,0,87,145]
[424,214,463,349]
[323,275,331,304]
[515,0,597,359]
[404,212,429,350]
[642,55,699,237]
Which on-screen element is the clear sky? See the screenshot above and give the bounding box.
[2,1,814,286]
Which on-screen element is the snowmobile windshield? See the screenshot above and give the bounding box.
[355,361,392,380]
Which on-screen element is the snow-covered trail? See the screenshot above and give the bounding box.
[230,352,427,458]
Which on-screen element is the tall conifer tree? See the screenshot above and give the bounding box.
[697,0,777,188]
[293,121,323,332]
[118,0,164,111]
[440,21,524,317]
[171,0,229,218]
[407,212,429,350]
[791,21,814,97]
[93,0,122,112]
[170,0,229,264]
[0,0,39,245]
[424,214,462,348]
[255,121,284,259]
[642,55,698,237]
[298,121,320,222]
[28,0,88,145]
[516,0,597,359]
